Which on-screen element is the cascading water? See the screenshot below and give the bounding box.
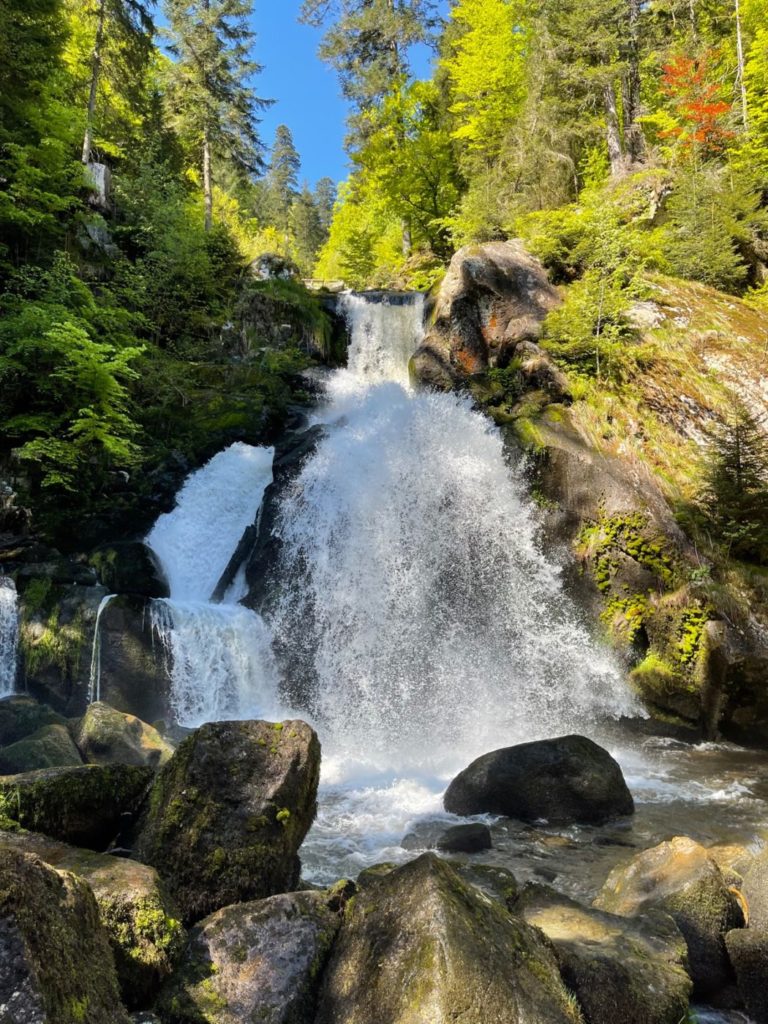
[0,577,19,697]
[88,593,116,703]
[335,291,425,387]
[146,442,279,727]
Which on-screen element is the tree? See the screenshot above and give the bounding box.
[290,183,325,273]
[314,176,338,235]
[266,124,301,229]
[163,0,269,230]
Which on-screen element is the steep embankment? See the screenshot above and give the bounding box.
[413,244,768,743]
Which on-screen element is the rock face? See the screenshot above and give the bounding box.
[134,720,321,924]
[0,830,184,1010]
[89,542,169,599]
[0,763,153,848]
[315,853,582,1024]
[0,722,82,773]
[157,890,341,1024]
[74,702,174,768]
[594,836,745,996]
[514,883,692,1024]
[724,928,768,1023]
[0,695,66,746]
[0,846,129,1023]
[443,735,634,824]
[411,241,560,389]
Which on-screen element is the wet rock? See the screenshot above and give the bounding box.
[0,763,153,848]
[134,719,321,924]
[436,822,492,853]
[0,830,184,1011]
[411,240,560,388]
[594,836,745,996]
[0,846,128,1023]
[724,928,768,1023]
[444,734,634,824]
[74,701,174,768]
[0,695,66,745]
[157,890,341,1024]
[515,883,692,1024]
[738,846,768,929]
[0,722,83,773]
[89,542,169,599]
[316,853,582,1024]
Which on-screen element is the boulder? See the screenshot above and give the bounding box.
[0,829,184,1010]
[316,853,582,1024]
[443,735,634,824]
[89,542,169,599]
[74,702,174,768]
[0,722,82,773]
[411,240,560,389]
[0,763,153,848]
[0,846,128,1023]
[156,890,341,1024]
[514,883,692,1024]
[436,822,492,853]
[724,928,768,1023]
[249,252,301,281]
[134,719,321,924]
[0,694,67,745]
[739,845,768,929]
[594,836,745,996]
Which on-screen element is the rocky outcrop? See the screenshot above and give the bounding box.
[0,722,82,773]
[88,542,169,599]
[0,763,153,848]
[411,241,560,389]
[0,846,129,1023]
[0,830,184,1010]
[725,928,768,1023]
[316,853,581,1024]
[74,702,174,768]
[513,883,692,1024]
[0,695,66,745]
[134,720,321,924]
[157,890,341,1024]
[444,735,634,825]
[594,836,745,996]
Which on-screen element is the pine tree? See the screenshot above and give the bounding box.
[163,0,268,230]
[314,177,338,235]
[267,124,301,229]
[290,183,325,273]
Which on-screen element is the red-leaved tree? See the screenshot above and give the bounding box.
[660,50,734,158]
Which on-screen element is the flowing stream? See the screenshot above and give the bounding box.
[0,577,19,697]
[143,290,768,908]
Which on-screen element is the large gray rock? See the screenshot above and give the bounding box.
[411,241,560,389]
[443,735,634,824]
[0,763,153,848]
[74,702,174,768]
[0,846,129,1023]
[514,883,692,1024]
[0,722,83,773]
[724,927,768,1023]
[316,853,583,1024]
[156,890,341,1024]
[0,830,184,1011]
[594,836,745,997]
[739,845,768,929]
[134,720,321,924]
[0,695,66,746]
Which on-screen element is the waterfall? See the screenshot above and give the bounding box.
[88,593,116,703]
[336,291,425,387]
[146,442,277,728]
[0,578,19,698]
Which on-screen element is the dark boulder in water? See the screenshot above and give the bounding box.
[436,822,492,853]
[133,719,321,925]
[443,734,634,825]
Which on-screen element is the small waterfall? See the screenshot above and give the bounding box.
[146,442,277,727]
[88,593,116,704]
[0,578,19,697]
[337,292,425,386]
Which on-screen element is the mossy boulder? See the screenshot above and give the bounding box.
[316,853,583,1024]
[0,722,83,773]
[0,694,66,745]
[738,845,768,930]
[514,883,692,1024]
[0,763,154,848]
[134,719,321,924]
[724,928,768,1023]
[0,846,129,1023]
[444,735,634,825]
[89,542,169,599]
[0,829,184,1010]
[156,890,341,1024]
[74,702,174,768]
[594,836,745,996]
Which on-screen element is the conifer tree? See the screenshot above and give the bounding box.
[267,124,301,227]
[163,0,268,230]
[314,177,338,235]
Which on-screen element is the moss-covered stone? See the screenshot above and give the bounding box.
[0,829,185,1010]
[0,694,67,745]
[134,719,321,925]
[74,702,174,769]
[0,847,129,1023]
[0,722,83,774]
[156,889,341,1024]
[316,853,583,1024]
[724,928,768,1024]
[0,763,153,848]
[594,836,745,997]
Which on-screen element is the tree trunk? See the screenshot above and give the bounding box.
[604,81,624,177]
[735,0,749,130]
[624,0,645,165]
[82,0,107,164]
[203,131,213,232]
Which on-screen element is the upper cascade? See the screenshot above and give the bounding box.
[336,291,425,389]
[0,577,18,697]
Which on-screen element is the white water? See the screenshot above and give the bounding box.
[88,593,116,703]
[145,442,277,727]
[0,578,19,697]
